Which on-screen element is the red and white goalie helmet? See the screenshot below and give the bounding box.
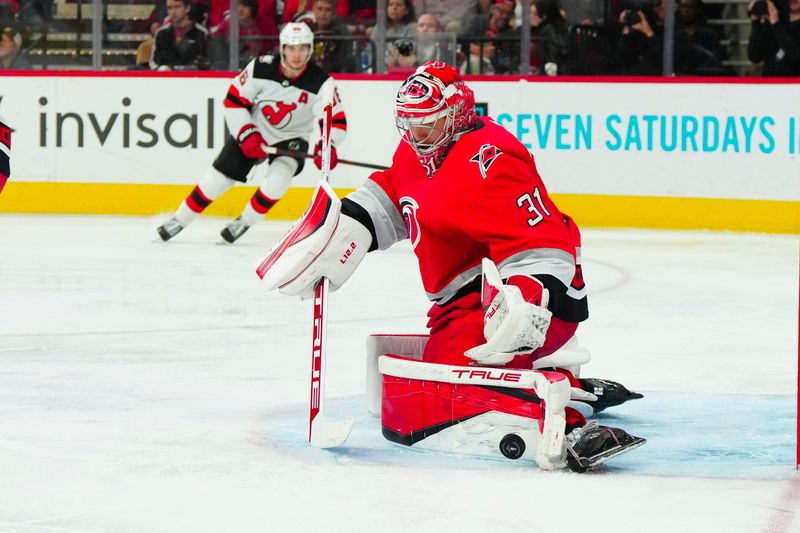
[395,61,477,175]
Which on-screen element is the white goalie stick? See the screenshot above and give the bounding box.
[308,85,354,448]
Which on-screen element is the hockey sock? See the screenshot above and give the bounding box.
[239,156,297,226]
[175,169,237,226]
[240,188,279,226]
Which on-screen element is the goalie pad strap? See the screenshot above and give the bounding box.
[342,198,378,252]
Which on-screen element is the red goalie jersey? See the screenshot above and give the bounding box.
[343,116,587,366]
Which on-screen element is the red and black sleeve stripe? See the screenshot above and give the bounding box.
[224,85,254,111]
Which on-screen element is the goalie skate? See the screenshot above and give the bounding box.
[157,217,184,241]
[565,420,646,473]
[577,378,644,413]
[220,217,250,243]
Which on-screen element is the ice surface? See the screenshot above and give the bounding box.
[0,214,798,533]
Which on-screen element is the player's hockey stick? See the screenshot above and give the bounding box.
[307,86,354,448]
[264,146,388,171]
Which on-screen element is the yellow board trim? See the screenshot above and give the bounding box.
[0,182,797,234]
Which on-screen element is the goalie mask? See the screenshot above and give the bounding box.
[395,61,477,176]
[279,22,314,69]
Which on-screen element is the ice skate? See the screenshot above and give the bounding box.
[220,217,250,243]
[157,217,184,241]
[577,378,644,413]
[565,420,646,473]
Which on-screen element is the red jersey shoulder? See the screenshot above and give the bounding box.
[468,143,504,179]
[450,117,533,182]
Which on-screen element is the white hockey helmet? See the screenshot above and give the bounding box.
[279,22,314,67]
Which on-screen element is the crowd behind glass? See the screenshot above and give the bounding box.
[0,0,798,75]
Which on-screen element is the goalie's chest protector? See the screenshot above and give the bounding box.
[384,118,575,304]
[249,57,329,143]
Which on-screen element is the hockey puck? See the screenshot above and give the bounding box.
[499,434,526,459]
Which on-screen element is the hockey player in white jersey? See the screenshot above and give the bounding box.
[157,22,347,243]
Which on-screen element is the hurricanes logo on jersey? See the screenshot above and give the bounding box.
[400,196,421,249]
[260,101,297,128]
[470,144,502,179]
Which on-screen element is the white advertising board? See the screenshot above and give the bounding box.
[1,74,798,201]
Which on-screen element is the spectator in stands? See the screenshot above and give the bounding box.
[461,0,515,37]
[368,0,416,39]
[747,0,800,75]
[18,0,51,27]
[307,0,357,72]
[151,0,210,70]
[0,1,18,26]
[0,25,30,69]
[282,0,349,24]
[208,0,277,34]
[413,0,477,33]
[348,0,377,36]
[560,0,605,26]
[149,0,210,30]
[506,0,569,74]
[460,0,516,73]
[385,12,455,70]
[415,12,449,63]
[673,0,728,74]
[459,36,499,72]
[615,1,663,74]
[209,0,276,68]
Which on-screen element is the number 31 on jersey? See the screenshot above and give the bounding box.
[517,187,551,227]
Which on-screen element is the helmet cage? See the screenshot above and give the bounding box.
[394,63,475,174]
[395,101,462,158]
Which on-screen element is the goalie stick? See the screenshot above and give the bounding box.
[307,85,354,448]
[264,146,388,171]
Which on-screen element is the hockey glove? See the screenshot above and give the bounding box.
[465,258,552,366]
[237,124,268,160]
[313,140,338,171]
[256,181,371,299]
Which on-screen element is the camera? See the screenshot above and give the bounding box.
[395,39,415,56]
[622,9,641,26]
[748,0,767,17]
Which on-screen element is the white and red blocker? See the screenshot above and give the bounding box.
[256,180,371,298]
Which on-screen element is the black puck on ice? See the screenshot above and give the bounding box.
[499,434,526,459]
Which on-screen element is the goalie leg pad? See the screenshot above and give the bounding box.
[381,374,544,462]
[366,334,429,416]
[380,357,583,470]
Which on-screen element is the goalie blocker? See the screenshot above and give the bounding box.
[366,334,646,472]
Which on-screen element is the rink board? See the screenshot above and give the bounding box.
[0,182,797,234]
[0,73,798,233]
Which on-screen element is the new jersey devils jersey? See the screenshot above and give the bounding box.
[0,117,10,194]
[344,116,587,323]
[223,56,347,146]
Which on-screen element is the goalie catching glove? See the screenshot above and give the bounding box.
[465,258,553,366]
[256,181,371,298]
